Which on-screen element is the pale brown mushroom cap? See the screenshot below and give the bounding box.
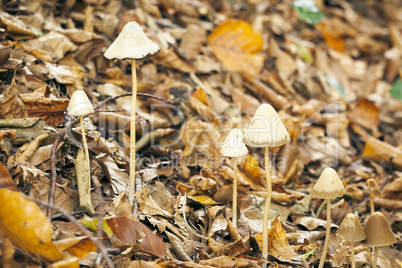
[67,90,94,117]
[367,179,383,198]
[311,168,346,199]
[364,212,396,247]
[336,213,366,242]
[243,104,290,147]
[104,21,160,60]
[220,128,248,158]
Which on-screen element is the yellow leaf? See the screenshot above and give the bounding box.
[0,189,64,263]
[190,195,216,205]
[254,218,297,260]
[208,20,264,77]
[363,136,402,167]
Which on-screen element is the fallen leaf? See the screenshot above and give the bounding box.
[348,99,380,130]
[190,195,217,206]
[105,216,167,257]
[153,48,196,73]
[0,162,16,191]
[208,20,264,77]
[0,80,28,119]
[54,237,97,259]
[363,136,402,167]
[199,256,257,267]
[0,189,64,263]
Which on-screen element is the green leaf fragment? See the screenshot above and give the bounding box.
[293,0,325,25]
[390,79,402,100]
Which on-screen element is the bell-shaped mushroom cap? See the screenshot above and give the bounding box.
[367,179,383,198]
[364,212,396,247]
[243,104,290,147]
[220,129,248,158]
[104,21,160,60]
[67,90,94,117]
[311,168,346,199]
[336,213,366,242]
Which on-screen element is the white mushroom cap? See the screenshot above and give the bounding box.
[311,168,346,199]
[336,213,366,242]
[243,104,290,147]
[67,90,94,117]
[104,21,160,60]
[220,129,248,158]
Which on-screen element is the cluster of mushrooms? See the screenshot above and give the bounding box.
[65,21,397,267]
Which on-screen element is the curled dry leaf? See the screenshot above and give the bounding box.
[105,216,167,257]
[0,189,64,263]
[208,20,264,77]
[0,80,28,119]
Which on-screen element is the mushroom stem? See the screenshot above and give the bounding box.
[129,59,137,205]
[80,116,91,177]
[369,195,374,215]
[233,157,238,227]
[318,199,331,268]
[350,242,355,268]
[373,247,378,267]
[262,146,271,260]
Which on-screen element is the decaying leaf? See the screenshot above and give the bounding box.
[105,216,167,257]
[0,162,16,191]
[0,80,28,119]
[0,189,64,263]
[208,20,264,77]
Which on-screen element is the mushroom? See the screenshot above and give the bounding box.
[366,179,383,215]
[104,21,160,204]
[336,213,366,268]
[67,90,95,214]
[364,212,396,268]
[243,104,290,259]
[220,128,248,227]
[311,167,346,268]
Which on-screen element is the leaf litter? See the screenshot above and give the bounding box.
[0,0,401,267]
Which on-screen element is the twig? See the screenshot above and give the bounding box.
[27,197,115,268]
[47,92,172,219]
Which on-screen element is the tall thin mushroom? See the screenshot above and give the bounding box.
[220,128,248,227]
[243,104,290,260]
[336,213,366,268]
[104,21,160,205]
[311,168,346,268]
[67,90,95,214]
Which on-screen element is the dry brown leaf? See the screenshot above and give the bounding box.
[179,24,206,60]
[199,256,257,267]
[208,20,264,77]
[54,237,97,259]
[0,189,64,263]
[22,93,69,127]
[0,11,40,40]
[154,48,196,73]
[0,162,16,191]
[231,88,261,116]
[373,197,402,211]
[106,216,168,257]
[0,80,28,119]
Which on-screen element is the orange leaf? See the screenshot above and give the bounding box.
[239,155,262,186]
[348,98,379,130]
[0,189,64,263]
[105,216,167,257]
[363,136,402,167]
[208,20,264,77]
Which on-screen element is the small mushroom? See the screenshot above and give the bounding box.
[364,212,396,268]
[243,104,290,260]
[336,213,366,268]
[311,168,346,268]
[104,21,160,205]
[366,179,383,215]
[220,128,248,227]
[67,90,95,214]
